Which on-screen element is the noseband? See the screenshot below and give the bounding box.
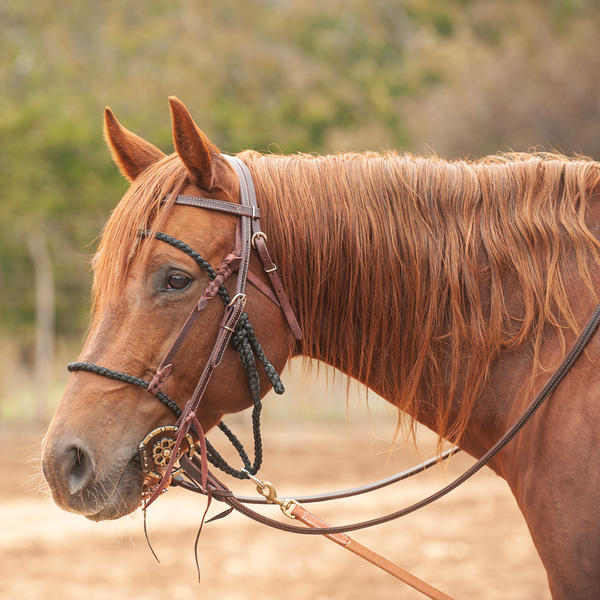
[68,155,302,503]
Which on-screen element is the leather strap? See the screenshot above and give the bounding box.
[291,505,455,600]
[246,271,281,307]
[252,234,302,340]
[177,459,455,599]
[163,155,301,339]
[225,156,302,340]
[145,157,256,506]
[174,446,457,504]
[177,296,600,532]
[222,155,252,298]
[148,254,242,394]
[170,194,261,219]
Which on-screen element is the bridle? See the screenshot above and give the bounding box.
[66,153,600,600]
[68,154,302,503]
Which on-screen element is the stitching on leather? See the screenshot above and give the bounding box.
[175,196,260,219]
[191,369,214,411]
[177,195,241,211]
[177,198,248,215]
[213,303,243,367]
[299,510,350,545]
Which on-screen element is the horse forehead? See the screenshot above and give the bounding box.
[164,203,238,256]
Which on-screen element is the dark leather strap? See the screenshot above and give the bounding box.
[246,271,281,307]
[172,194,261,219]
[226,155,302,340]
[177,457,455,598]
[222,155,252,298]
[164,155,301,338]
[148,254,241,394]
[145,157,255,506]
[174,446,457,504]
[252,234,302,340]
[179,298,600,533]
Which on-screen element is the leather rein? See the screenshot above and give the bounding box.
[176,289,600,534]
[67,154,600,600]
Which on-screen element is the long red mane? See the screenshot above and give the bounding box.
[93,148,600,446]
[241,150,600,444]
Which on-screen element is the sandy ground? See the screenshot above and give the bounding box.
[0,418,552,600]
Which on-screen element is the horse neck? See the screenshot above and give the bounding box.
[247,152,600,457]
[245,151,548,453]
[247,152,448,420]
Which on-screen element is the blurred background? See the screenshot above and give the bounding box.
[2,0,600,598]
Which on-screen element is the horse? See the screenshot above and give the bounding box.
[41,96,600,599]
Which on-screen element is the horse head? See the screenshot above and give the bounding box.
[42,98,294,520]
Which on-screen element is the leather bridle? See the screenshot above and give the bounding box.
[68,154,302,504]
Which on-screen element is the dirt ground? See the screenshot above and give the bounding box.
[0,417,552,600]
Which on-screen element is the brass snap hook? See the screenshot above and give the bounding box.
[256,480,299,519]
[241,469,299,519]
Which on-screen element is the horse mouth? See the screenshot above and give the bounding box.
[83,455,146,521]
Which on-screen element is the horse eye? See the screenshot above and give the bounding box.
[166,274,191,290]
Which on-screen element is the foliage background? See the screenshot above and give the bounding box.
[2,0,600,420]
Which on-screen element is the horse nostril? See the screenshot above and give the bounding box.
[67,445,94,495]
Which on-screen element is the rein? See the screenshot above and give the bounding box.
[175,294,600,534]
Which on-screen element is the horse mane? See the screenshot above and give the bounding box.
[93,146,600,447]
[239,150,600,445]
[92,154,189,309]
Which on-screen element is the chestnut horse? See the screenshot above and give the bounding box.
[43,97,600,599]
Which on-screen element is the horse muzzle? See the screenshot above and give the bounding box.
[42,436,144,521]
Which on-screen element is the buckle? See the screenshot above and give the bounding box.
[227,293,247,308]
[251,232,268,249]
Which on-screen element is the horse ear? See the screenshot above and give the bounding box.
[103,108,166,181]
[169,96,220,190]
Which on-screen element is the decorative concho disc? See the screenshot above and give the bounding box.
[152,437,178,467]
[139,425,195,480]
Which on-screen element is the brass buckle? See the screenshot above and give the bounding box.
[228,293,247,308]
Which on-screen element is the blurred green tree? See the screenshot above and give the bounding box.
[2,0,600,418]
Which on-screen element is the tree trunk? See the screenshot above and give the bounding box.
[27,230,55,418]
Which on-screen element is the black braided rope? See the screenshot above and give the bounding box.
[66,362,202,439]
[66,362,182,417]
[68,230,287,480]
[141,230,232,306]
